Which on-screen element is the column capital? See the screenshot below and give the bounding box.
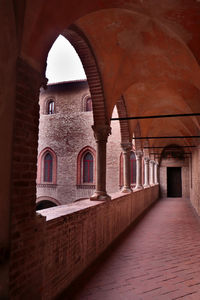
[92,124,111,142]
[121,142,132,152]
[136,151,143,159]
[144,157,150,163]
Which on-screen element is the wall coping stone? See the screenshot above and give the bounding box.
[37,186,156,221]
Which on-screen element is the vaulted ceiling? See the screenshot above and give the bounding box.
[20,0,200,151]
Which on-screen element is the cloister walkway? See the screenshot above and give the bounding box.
[60,198,200,300]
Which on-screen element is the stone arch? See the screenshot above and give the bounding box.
[134,122,142,151]
[36,196,60,206]
[36,196,59,211]
[62,26,109,127]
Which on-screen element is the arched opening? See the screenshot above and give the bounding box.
[36,200,57,211]
[159,145,189,199]
[37,29,107,205]
[46,35,86,83]
[47,100,55,114]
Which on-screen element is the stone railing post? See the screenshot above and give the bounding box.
[90,125,111,201]
[144,157,150,187]
[135,151,143,189]
[121,142,132,193]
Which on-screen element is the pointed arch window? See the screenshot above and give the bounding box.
[130,151,136,184]
[44,153,53,182]
[83,152,93,183]
[77,146,96,188]
[37,148,57,185]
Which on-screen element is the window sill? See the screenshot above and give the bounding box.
[76,184,95,189]
[37,184,57,188]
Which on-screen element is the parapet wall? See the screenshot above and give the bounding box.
[39,185,159,299]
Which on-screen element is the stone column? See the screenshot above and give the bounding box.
[135,151,143,189]
[150,160,155,185]
[154,161,159,184]
[144,157,150,187]
[121,142,132,193]
[90,125,111,201]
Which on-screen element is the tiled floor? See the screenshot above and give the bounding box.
[61,198,200,300]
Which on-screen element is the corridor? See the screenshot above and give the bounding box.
[63,198,200,300]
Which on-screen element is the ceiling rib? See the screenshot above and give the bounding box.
[111,113,200,121]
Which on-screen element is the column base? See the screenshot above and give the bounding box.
[134,185,143,190]
[143,184,150,188]
[121,186,132,193]
[90,191,111,201]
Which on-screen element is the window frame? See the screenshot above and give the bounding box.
[77,146,96,186]
[37,147,57,185]
[83,152,94,183]
[82,94,93,112]
[43,152,53,182]
[47,100,55,114]
[85,97,93,112]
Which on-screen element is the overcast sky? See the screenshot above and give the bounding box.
[46,35,87,84]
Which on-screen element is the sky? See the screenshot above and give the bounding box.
[46,35,87,84]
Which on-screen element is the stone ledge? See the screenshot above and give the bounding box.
[38,185,157,221]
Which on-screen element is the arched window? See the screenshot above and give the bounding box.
[130,151,136,184]
[85,97,92,111]
[44,153,53,182]
[83,152,93,183]
[37,148,57,184]
[77,146,96,187]
[48,100,55,114]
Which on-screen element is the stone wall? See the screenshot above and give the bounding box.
[38,185,159,299]
[37,81,122,204]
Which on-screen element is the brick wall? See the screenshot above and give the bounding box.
[37,81,122,204]
[9,58,43,298]
[38,185,159,299]
[0,2,17,296]
[190,147,200,215]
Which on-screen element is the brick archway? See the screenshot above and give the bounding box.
[116,96,132,144]
[63,26,109,127]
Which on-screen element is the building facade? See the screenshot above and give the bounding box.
[36,80,137,208]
